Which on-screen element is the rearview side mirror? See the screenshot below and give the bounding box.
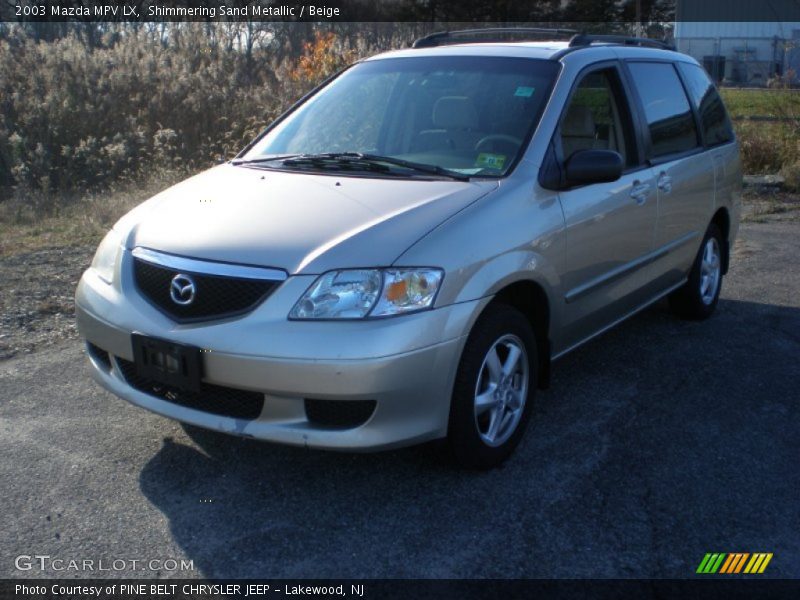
[564,149,623,187]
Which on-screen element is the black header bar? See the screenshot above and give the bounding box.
[3,0,800,23]
[4,579,800,600]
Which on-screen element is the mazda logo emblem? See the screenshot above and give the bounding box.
[170,274,196,305]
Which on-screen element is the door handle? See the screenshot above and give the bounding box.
[630,181,651,205]
[657,172,673,193]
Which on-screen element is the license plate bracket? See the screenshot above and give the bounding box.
[131,334,203,392]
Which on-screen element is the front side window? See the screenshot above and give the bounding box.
[678,62,734,146]
[243,56,560,177]
[627,62,699,158]
[559,68,633,166]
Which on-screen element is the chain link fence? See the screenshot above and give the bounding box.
[676,36,800,87]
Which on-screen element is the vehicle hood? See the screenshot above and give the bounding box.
[117,164,497,274]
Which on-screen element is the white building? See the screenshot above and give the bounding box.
[674,21,800,86]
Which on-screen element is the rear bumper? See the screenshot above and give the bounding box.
[76,263,486,451]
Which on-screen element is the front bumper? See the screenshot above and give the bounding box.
[76,257,487,451]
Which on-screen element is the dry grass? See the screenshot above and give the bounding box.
[721,88,800,120]
[0,170,187,257]
[740,190,800,223]
[735,121,796,175]
[780,160,800,191]
[722,88,800,177]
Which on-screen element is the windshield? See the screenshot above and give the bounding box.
[242,56,560,177]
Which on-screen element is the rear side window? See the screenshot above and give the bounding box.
[678,63,734,146]
[627,62,699,158]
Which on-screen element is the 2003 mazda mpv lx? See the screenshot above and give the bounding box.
[77,29,742,468]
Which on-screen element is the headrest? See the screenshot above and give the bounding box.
[432,96,479,130]
[561,104,596,137]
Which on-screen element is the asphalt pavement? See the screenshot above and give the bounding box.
[1,220,798,579]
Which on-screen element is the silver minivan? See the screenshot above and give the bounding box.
[76,30,742,468]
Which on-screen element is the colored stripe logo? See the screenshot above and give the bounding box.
[697,553,773,574]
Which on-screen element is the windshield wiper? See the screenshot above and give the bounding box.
[230,154,301,166]
[356,153,470,181]
[280,153,392,175]
[280,152,470,181]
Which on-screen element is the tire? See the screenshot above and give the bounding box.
[447,303,537,469]
[669,223,724,320]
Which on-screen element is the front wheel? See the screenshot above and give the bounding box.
[669,223,724,320]
[447,304,537,469]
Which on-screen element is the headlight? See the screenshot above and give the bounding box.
[370,269,444,317]
[289,268,443,320]
[90,229,122,284]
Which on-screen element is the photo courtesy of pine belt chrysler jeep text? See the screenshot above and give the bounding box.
[76,29,742,468]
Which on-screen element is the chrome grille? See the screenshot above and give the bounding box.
[131,248,284,323]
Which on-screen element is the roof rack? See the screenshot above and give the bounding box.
[568,34,675,51]
[411,27,578,49]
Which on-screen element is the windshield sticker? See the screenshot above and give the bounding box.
[514,86,535,98]
[475,153,507,170]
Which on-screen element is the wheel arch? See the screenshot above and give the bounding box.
[488,279,552,390]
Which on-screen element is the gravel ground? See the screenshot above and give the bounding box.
[0,206,798,579]
[0,245,93,361]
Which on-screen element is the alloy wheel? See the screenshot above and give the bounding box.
[473,334,529,447]
[700,237,721,305]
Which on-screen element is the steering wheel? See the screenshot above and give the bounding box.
[474,134,523,154]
